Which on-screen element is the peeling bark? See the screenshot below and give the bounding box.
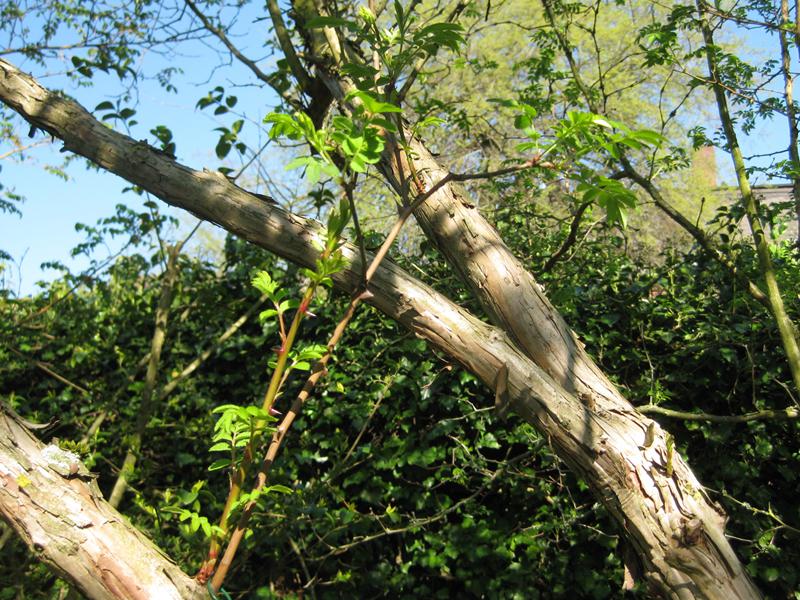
[0,59,762,598]
[316,54,763,599]
[0,404,207,600]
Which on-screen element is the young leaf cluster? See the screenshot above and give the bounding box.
[266,88,403,181]
[162,482,221,540]
[208,404,277,473]
[501,100,664,227]
[310,1,464,86]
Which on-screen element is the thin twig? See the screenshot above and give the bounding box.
[636,404,799,423]
[540,200,592,274]
[310,450,534,561]
[3,344,90,395]
[714,488,800,536]
[184,0,303,109]
[0,138,50,160]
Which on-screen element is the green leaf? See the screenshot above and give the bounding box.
[179,489,199,505]
[212,403,242,414]
[630,129,665,146]
[350,155,367,173]
[342,62,379,82]
[306,16,359,31]
[245,405,271,419]
[617,137,643,151]
[208,458,232,472]
[215,139,231,159]
[252,271,278,296]
[592,117,613,129]
[200,518,211,537]
[265,112,304,141]
[514,114,532,130]
[370,117,398,133]
[285,156,338,184]
[346,90,402,114]
[285,156,311,172]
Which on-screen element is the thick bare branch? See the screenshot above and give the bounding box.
[0,58,760,599]
[0,404,207,600]
[265,0,313,89]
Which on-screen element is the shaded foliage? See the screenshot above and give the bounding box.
[2,189,799,597]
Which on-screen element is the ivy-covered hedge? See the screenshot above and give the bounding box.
[1,202,798,598]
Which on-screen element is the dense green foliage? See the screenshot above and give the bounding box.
[2,192,798,597]
[2,0,800,597]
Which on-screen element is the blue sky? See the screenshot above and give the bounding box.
[0,5,790,296]
[1,5,282,295]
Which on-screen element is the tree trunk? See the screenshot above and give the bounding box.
[0,58,761,598]
[0,404,207,600]
[314,45,764,598]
